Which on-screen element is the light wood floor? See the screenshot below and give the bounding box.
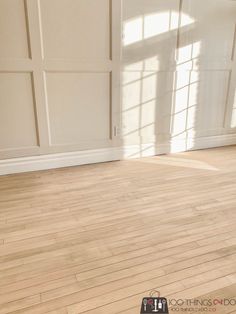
[1,146,236,314]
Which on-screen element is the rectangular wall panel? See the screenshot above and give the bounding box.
[45,72,110,145]
[123,0,180,71]
[179,0,236,64]
[39,0,110,60]
[195,71,230,133]
[122,71,174,142]
[0,73,38,150]
[0,0,30,58]
[171,70,230,139]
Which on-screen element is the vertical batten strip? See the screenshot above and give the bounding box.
[223,22,236,128]
[111,0,122,145]
[109,0,113,61]
[231,23,236,62]
[23,0,32,59]
[26,0,51,148]
[30,72,41,147]
[175,0,183,62]
[223,70,232,128]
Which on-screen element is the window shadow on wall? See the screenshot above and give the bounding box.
[121,1,236,159]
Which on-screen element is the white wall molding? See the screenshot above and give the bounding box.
[0,0,122,160]
[0,147,122,176]
[122,133,236,159]
[188,133,236,151]
[1,133,236,176]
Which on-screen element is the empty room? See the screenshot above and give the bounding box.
[1,0,236,313]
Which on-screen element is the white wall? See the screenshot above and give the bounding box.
[0,0,121,163]
[0,0,236,174]
[122,0,236,157]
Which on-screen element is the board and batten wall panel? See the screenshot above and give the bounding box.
[40,0,110,60]
[39,0,114,149]
[45,73,110,145]
[0,0,121,162]
[177,0,236,138]
[122,0,236,155]
[0,0,40,159]
[0,0,30,58]
[1,0,236,172]
[0,73,38,150]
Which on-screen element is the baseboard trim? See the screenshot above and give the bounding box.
[122,133,236,158]
[1,134,236,176]
[171,133,236,153]
[0,147,122,176]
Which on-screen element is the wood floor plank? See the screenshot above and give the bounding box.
[0,146,236,313]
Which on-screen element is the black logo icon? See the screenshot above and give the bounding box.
[140,291,169,314]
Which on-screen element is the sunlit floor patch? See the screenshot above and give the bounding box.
[134,155,219,171]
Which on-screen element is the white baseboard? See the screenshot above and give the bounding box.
[171,133,236,153]
[122,133,236,158]
[0,134,236,176]
[0,147,122,176]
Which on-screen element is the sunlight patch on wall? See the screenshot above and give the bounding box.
[123,16,143,46]
[122,72,157,142]
[180,12,195,27]
[123,11,195,46]
[170,42,201,153]
[177,41,201,67]
[144,12,173,39]
[124,57,160,72]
